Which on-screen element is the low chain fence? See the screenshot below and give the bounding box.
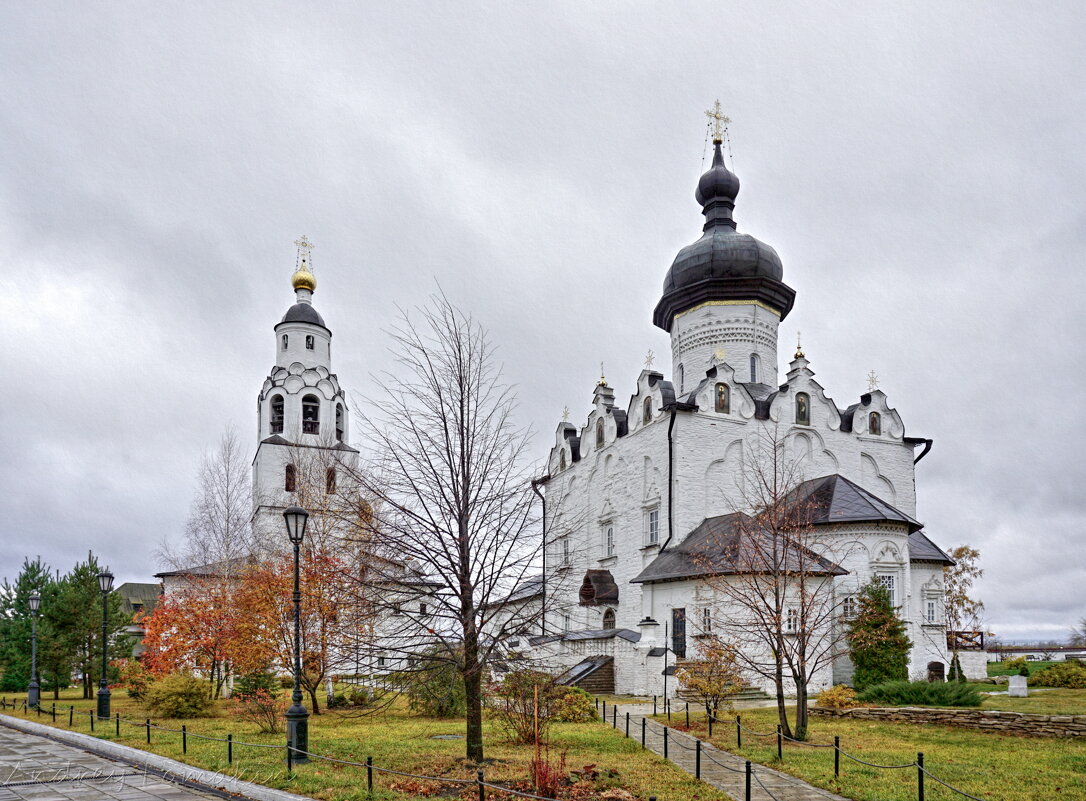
[592,695,988,801]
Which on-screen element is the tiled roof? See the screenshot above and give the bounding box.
[789,474,923,532]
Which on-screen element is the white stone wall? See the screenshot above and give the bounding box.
[670,301,781,391]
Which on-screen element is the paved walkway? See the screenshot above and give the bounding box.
[606,703,851,801]
[0,726,220,801]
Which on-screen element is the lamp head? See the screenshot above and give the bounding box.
[98,570,114,594]
[28,593,40,613]
[283,505,309,545]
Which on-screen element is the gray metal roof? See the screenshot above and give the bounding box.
[561,628,640,643]
[908,531,955,565]
[154,556,253,579]
[632,512,847,584]
[485,574,544,608]
[789,474,923,532]
[279,302,327,329]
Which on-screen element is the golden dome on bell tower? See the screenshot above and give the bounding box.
[291,235,317,292]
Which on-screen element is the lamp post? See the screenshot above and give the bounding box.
[28,592,40,709]
[283,506,310,763]
[97,570,114,721]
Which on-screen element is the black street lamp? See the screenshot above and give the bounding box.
[97,569,114,721]
[28,592,40,709]
[283,506,310,763]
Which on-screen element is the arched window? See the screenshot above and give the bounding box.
[715,383,730,414]
[869,411,881,435]
[302,394,320,434]
[595,418,604,449]
[281,334,289,351]
[749,353,760,383]
[677,364,684,393]
[335,404,345,442]
[796,392,810,426]
[643,397,652,424]
[559,451,567,470]
[602,609,616,630]
[325,467,336,494]
[270,395,284,434]
[305,335,315,351]
[285,463,297,492]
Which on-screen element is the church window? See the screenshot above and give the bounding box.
[282,334,288,351]
[302,394,320,434]
[602,608,616,630]
[561,538,571,566]
[562,613,571,633]
[595,418,604,449]
[795,392,810,426]
[646,508,660,545]
[926,600,937,624]
[419,602,428,616]
[270,395,284,434]
[786,608,799,633]
[643,397,652,424]
[677,364,684,393]
[869,411,881,435]
[325,467,336,494]
[559,450,567,470]
[876,573,897,607]
[715,383,730,414]
[285,463,297,492]
[605,525,615,557]
[377,655,386,668]
[841,595,857,619]
[702,607,712,633]
[305,335,314,350]
[749,353,760,383]
[335,404,345,442]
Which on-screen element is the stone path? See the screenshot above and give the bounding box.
[0,726,220,801]
[605,704,852,801]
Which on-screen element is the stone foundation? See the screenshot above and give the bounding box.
[811,705,1086,737]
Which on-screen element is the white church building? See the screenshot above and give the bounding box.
[530,131,954,698]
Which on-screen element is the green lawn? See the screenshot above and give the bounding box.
[987,660,1061,676]
[2,689,728,801]
[652,705,1085,801]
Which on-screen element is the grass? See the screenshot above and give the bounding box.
[978,688,1086,715]
[2,688,729,801]
[651,704,1086,801]
[987,660,1061,676]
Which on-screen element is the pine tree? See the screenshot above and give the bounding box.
[0,558,55,692]
[847,579,911,690]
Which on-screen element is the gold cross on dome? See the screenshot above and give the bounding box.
[598,362,607,387]
[294,235,315,269]
[867,370,880,392]
[644,350,655,368]
[705,100,731,144]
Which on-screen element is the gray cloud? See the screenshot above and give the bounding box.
[1,2,1083,641]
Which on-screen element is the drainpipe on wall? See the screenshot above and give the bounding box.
[904,437,934,464]
[530,476,549,636]
[660,408,678,552]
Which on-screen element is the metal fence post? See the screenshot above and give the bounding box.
[68,706,73,727]
[736,715,741,748]
[613,705,617,727]
[745,760,752,801]
[917,752,924,801]
[89,710,94,732]
[834,735,840,777]
[667,698,671,723]
[686,702,689,727]
[595,697,599,712]
[146,719,151,744]
[776,724,782,760]
[708,712,713,738]
[641,716,646,748]
[625,711,630,737]
[115,713,120,737]
[477,769,485,801]
[182,725,187,754]
[695,738,701,779]
[653,695,657,715]
[287,741,293,774]
[227,733,233,765]
[602,700,606,721]
[367,756,373,794]
[663,726,669,760]
[51,703,56,722]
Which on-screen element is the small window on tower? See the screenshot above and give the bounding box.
[605,525,615,557]
[677,364,684,393]
[796,392,810,426]
[335,404,345,442]
[595,418,604,449]
[285,463,297,492]
[302,394,320,434]
[559,450,567,471]
[325,467,336,494]
[715,383,730,414]
[869,412,881,435]
[602,608,616,630]
[643,397,653,424]
[305,335,314,350]
[749,353,760,383]
[270,395,284,435]
[282,334,288,351]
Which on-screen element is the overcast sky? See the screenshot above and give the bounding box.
[1,2,1083,641]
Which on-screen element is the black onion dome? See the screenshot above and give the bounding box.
[653,142,795,331]
[279,303,328,329]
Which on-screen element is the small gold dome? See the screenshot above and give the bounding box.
[291,267,316,292]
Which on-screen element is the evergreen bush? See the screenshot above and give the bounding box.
[846,580,911,690]
[858,680,982,707]
[1032,661,1086,689]
[144,673,214,718]
[553,686,596,722]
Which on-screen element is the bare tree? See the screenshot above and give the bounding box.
[943,545,984,665]
[343,293,546,762]
[698,429,845,741]
[158,426,255,572]
[1069,618,1086,648]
